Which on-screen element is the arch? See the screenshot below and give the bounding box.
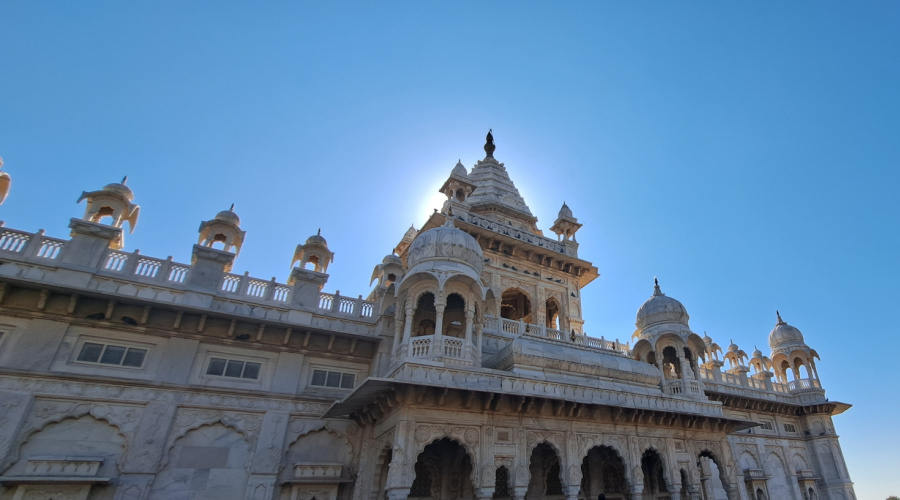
[5,414,126,480]
[545,296,561,330]
[443,293,467,338]
[279,428,354,482]
[641,448,670,498]
[527,442,563,498]
[409,438,474,499]
[661,346,681,380]
[580,445,628,499]
[697,450,729,500]
[765,451,791,499]
[792,453,810,473]
[493,465,512,499]
[686,333,708,363]
[413,292,437,337]
[9,403,133,471]
[500,287,533,323]
[149,422,251,500]
[371,445,392,500]
[739,451,760,471]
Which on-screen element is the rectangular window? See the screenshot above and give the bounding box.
[205,357,261,380]
[783,423,797,433]
[310,369,356,389]
[76,342,147,368]
[760,421,774,431]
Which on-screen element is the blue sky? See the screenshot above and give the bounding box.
[1,2,898,498]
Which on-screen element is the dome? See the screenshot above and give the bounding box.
[451,160,468,177]
[305,231,328,246]
[768,311,805,350]
[635,279,690,331]
[214,208,241,226]
[103,181,134,201]
[407,219,483,274]
[752,346,763,358]
[558,202,573,219]
[382,254,403,266]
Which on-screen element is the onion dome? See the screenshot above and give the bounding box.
[752,346,763,359]
[103,176,135,201]
[382,254,403,266]
[214,204,241,226]
[768,311,805,349]
[728,340,740,353]
[452,160,468,177]
[306,228,328,247]
[635,278,690,331]
[407,219,484,275]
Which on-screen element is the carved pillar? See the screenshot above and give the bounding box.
[385,423,413,500]
[403,305,414,351]
[392,306,404,354]
[433,297,446,356]
[464,308,474,345]
[564,484,580,500]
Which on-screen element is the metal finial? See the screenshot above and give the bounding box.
[121,176,128,184]
[229,203,235,212]
[317,228,321,236]
[484,129,496,158]
[653,277,662,296]
[776,310,784,325]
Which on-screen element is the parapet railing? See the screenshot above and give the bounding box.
[483,315,629,356]
[0,226,376,320]
[698,366,822,397]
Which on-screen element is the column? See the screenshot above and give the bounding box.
[403,305,415,354]
[392,307,403,354]
[432,297,445,356]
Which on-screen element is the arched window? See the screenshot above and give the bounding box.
[545,298,561,330]
[501,289,532,322]
[413,293,436,337]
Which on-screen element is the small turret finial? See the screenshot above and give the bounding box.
[229,203,235,212]
[122,176,128,184]
[484,129,496,158]
[317,228,321,236]
[776,310,784,325]
[653,277,662,296]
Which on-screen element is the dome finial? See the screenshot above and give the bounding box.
[653,277,662,296]
[122,175,128,184]
[317,228,321,236]
[484,129,496,158]
[776,310,785,325]
[229,203,235,212]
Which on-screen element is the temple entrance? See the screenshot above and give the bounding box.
[527,443,564,499]
[640,450,668,499]
[408,438,474,499]
[580,446,628,500]
[501,288,532,323]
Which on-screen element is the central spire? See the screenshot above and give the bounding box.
[484,129,495,158]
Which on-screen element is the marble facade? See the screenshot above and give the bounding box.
[0,134,855,500]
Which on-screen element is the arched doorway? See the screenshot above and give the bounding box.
[698,451,730,500]
[662,346,681,380]
[501,288,532,323]
[527,442,564,499]
[413,293,437,337]
[580,446,628,500]
[443,293,466,338]
[641,449,668,499]
[409,438,474,499]
[545,298,561,330]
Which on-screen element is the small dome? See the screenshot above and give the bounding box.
[558,202,573,219]
[452,160,468,177]
[214,207,241,226]
[752,346,763,358]
[382,254,402,266]
[407,219,483,274]
[103,182,134,201]
[306,229,328,247]
[728,341,740,353]
[768,311,805,350]
[635,279,690,331]
[703,333,713,345]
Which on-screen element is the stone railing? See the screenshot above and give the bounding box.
[0,226,377,323]
[317,292,375,318]
[663,378,703,396]
[484,315,628,356]
[405,334,470,360]
[0,227,68,262]
[743,468,767,480]
[699,365,823,399]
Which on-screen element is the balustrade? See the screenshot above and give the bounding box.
[316,292,375,318]
[0,228,30,253]
[36,238,65,259]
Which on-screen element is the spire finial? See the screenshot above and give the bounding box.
[776,310,785,325]
[229,203,235,212]
[317,228,321,236]
[122,175,128,184]
[653,277,662,296]
[484,129,496,158]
